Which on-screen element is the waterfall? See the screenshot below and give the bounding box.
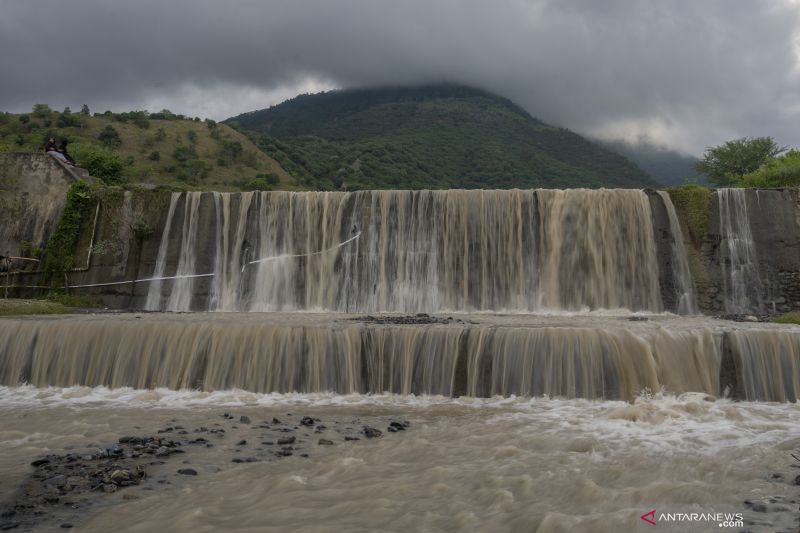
[718,189,763,313]
[536,189,662,311]
[657,191,698,314]
[166,192,203,311]
[144,192,180,310]
[143,189,682,313]
[2,315,797,401]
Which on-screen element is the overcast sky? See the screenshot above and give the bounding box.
[2,0,799,155]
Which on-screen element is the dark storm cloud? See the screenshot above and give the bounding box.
[2,0,799,153]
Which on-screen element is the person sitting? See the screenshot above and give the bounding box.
[44,136,70,164]
[58,140,75,165]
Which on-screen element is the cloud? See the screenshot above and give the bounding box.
[2,0,798,154]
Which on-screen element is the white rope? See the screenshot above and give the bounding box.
[65,273,215,289]
[63,232,361,288]
[241,232,361,272]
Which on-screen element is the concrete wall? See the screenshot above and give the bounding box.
[3,153,800,315]
[703,189,800,314]
[0,153,84,262]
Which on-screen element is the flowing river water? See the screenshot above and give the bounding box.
[1,313,800,532]
[1,387,799,532]
[0,188,797,531]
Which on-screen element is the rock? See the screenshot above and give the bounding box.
[157,427,173,433]
[388,421,407,431]
[272,417,282,424]
[318,438,334,446]
[275,450,293,457]
[794,474,800,486]
[108,444,124,457]
[300,416,315,426]
[236,440,247,446]
[261,441,274,445]
[30,458,50,467]
[239,416,251,424]
[154,446,171,457]
[102,483,118,493]
[44,475,66,487]
[177,468,198,476]
[363,426,382,439]
[743,315,759,322]
[110,470,132,484]
[344,436,360,441]
[60,524,73,529]
[277,436,296,445]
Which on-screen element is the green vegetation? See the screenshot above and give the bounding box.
[0,105,297,191]
[229,84,657,190]
[44,181,96,276]
[666,184,712,247]
[740,150,800,188]
[696,137,787,186]
[774,312,800,325]
[0,299,69,316]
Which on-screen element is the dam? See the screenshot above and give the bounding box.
[2,175,800,531]
[1,184,799,402]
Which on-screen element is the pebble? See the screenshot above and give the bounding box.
[277,436,296,445]
[239,416,251,424]
[177,469,198,476]
[318,439,334,446]
[363,426,383,439]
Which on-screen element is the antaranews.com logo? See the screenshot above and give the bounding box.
[640,509,744,528]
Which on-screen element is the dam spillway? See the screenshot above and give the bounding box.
[1,313,798,402]
[142,189,679,313]
[2,186,799,402]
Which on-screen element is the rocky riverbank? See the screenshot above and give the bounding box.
[0,412,410,531]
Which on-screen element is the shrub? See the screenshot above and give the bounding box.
[148,150,160,161]
[173,145,197,162]
[73,146,125,184]
[98,125,122,148]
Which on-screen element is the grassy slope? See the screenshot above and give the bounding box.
[229,85,657,190]
[0,299,68,316]
[0,111,299,191]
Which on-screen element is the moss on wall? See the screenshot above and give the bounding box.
[44,181,97,277]
[666,185,711,249]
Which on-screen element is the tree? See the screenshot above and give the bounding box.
[98,125,122,149]
[740,150,800,188]
[696,137,786,186]
[80,104,90,116]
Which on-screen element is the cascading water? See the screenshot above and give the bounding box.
[144,192,179,310]
[1,314,797,402]
[143,189,686,313]
[657,190,698,314]
[718,188,763,313]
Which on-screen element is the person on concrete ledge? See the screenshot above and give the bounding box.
[58,140,75,165]
[44,136,72,165]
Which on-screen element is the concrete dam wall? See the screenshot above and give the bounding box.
[2,155,800,402]
[4,182,795,316]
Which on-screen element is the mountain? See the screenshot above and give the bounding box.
[598,139,708,186]
[228,84,658,190]
[0,107,298,191]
